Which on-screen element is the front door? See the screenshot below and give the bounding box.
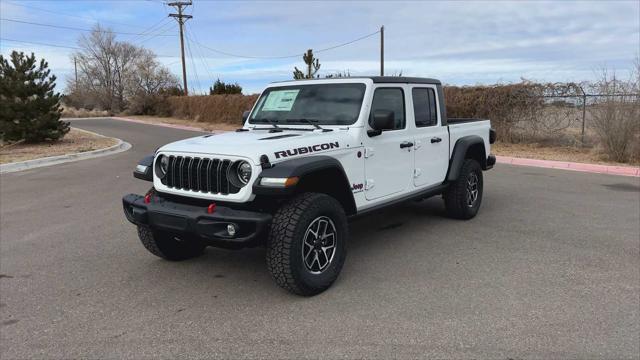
[364,87,414,200]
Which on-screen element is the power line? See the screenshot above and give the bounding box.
[0,38,81,50]
[137,21,177,46]
[1,18,177,37]
[130,17,173,43]
[316,30,380,53]
[190,29,381,60]
[185,25,214,86]
[1,37,176,59]
[3,0,150,29]
[184,30,201,94]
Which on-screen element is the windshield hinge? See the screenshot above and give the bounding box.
[364,147,375,158]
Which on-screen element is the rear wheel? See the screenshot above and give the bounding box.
[444,159,483,219]
[137,226,206,261]
[266,193,348,296]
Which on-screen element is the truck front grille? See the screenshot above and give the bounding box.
[161,156,240,195]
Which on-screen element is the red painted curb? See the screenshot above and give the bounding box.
[496,155,640,177]
[101,118,640,178]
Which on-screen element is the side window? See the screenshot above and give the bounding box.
[369,88,405,130]
[412,88,438,127]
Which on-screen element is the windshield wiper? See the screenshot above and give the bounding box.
[285,118,332,132]
[252,118,282,131]
[253,118,280,128]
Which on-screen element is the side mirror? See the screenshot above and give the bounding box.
[368,109,394,137]
[242,110,250,122]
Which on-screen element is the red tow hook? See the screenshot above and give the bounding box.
[207,203,217,214]
[144,193,152,204]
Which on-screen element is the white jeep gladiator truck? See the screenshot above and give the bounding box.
[123,77,496,295]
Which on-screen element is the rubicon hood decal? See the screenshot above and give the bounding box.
[274,142,339,159]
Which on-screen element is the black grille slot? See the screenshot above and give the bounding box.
[162,155,239,194]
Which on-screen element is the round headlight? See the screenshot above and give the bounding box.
[156,155,169,178]
[237,161,252,185]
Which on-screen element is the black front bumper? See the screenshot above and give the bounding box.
[122,193,272,248]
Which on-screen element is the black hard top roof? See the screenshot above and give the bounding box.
[274,76,441,85]
[366,76,441,85]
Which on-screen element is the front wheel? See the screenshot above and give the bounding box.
[266,193,348,296]
[444,159,484,219]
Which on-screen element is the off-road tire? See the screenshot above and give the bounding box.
[137,226,206,261]
[266,193,348,296]
[444,159,483,220]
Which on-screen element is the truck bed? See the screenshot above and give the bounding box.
[447,119,492,158]
[447,118,488,124]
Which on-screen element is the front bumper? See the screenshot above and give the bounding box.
[122,193,272,248]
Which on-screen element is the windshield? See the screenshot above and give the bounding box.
[249,83,366,126]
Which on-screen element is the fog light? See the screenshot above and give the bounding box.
[227,224,237,237]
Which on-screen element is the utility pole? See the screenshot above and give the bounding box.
[380,25,384,76]
[169,1,192,95]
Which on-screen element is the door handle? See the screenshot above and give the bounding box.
[400,141,414,149]
[430,137,442,143]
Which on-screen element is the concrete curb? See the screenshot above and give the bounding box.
[110,116,208,132]
[64,116,210,132]
[496,155,640,177]
[1,128,131,174]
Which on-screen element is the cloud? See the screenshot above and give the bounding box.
[1,0,638,94]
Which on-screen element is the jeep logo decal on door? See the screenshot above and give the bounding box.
[274,142,339,159]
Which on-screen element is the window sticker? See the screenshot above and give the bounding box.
[261,90,300,111]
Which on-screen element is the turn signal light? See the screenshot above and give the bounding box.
[207,203,216,214]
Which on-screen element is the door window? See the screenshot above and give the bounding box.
[369,88,405,130]
[412,88,438,127]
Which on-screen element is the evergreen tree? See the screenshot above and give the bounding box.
[293,49,321,79]
[0,51,69,143]
[209,78,243,95]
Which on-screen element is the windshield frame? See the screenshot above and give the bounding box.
[248,81,368,127]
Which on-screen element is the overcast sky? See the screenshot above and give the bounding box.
[1,0,638,94]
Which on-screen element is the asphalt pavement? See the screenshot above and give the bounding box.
[1,118,639,359]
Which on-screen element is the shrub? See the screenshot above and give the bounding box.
[209,79,242,95]
[587,68,640,163]
[444,83,542,142]
[0,51,69,143]
[167,94,258,124]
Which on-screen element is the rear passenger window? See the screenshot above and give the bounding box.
[369,88,405,130]
[412,88,438,127]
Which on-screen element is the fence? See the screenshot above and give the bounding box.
[541,92,640,145]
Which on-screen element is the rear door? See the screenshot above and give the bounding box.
[363,86,414,200]
[410,86,450,187]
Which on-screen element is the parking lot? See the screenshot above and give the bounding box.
[1,118,638,358]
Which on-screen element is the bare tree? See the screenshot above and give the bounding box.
[127,50,179,115]
[67,25,175,113]
[588,64,640,162]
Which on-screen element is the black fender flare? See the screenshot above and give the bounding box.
[446,136,486,181]
[253,155,356,213]
[254,155,350,193]
[133,154,154,181]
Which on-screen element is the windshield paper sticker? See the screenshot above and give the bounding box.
[261,90,299,111]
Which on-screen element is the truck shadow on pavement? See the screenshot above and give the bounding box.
[151,195,499,296]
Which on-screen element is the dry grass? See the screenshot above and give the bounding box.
[0,128,118,164]
[492,141,640,166]
[122,115,239,132]
[168,94,258,125]
[61,106,110,118]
